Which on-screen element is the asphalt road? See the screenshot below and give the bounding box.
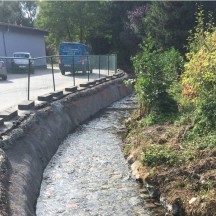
[0,68,112,112]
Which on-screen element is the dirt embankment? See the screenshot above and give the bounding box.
[124,114,216,216]
[0,75,133,216]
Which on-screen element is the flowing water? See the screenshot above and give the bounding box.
[36,95,150,216]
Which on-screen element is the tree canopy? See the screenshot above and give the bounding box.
[2,1,215,69]
[0,1,37,27]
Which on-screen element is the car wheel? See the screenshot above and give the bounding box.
[61,70,65,75]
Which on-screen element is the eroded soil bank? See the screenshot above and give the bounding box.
[0,75,133,216]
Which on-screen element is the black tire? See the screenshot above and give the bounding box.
[61,70,65,75]
[90,69,93,74]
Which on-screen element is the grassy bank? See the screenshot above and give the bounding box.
[124,110,216,215]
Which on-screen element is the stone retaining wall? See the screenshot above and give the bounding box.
[0,74,133,216]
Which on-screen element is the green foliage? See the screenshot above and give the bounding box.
[0,2,21,24]
[174,112,194,127]
[138,111,178,127]
[142,145,180,167]
[181,6,216,133]
[191,180,214,193]
[196,89,216,130]
[143,2,197,53]
[36,1,143,62]
[143,2,216,54]
[36,1,108,52]
[0,1,37,27]
[185,132,216,150]
[132,35,184,115]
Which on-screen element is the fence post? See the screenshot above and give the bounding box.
[99,55,101,78]
[73,56,75,86]
[108,55,110,76]
[27,58,31,100]
[51,56,56,91]
[115,54,117,74]
[87,55,90,81]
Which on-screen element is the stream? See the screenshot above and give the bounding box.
[36,95,150,216]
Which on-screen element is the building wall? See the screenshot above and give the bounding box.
[0,29,47,66]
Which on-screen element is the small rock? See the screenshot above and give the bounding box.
[146,183,160,199]
[189,197,197,205]
[127,155,135,164]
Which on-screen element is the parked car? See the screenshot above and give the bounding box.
[58,42,92,75]
[0,59,7,80]
[11,52,34,73]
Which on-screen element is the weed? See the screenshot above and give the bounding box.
[142,145,180,167]
[124,143,132,156]
[185,132,216,150]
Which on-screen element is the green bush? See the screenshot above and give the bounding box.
[181,7,216,134]
[195,88,216,132]
[132,35,184,116]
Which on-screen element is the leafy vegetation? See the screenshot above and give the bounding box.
[181,7,216,134]
[125,6,216,215]
[132,35,183,116]
[2,1,215,71]
[0,1,215,214]
[142,145,180,167]
[131,5,215,153]
[0,1,37,27]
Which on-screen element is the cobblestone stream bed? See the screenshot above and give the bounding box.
[36,95,150,216]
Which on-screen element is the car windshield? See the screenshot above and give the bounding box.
[14,54,30,58]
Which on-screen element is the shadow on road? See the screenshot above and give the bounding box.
[0,79,14,84]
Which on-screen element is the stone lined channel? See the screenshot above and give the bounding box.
[36,95,150,216]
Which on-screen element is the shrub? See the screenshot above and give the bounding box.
[132,34,184,116]
[181,7,216,133]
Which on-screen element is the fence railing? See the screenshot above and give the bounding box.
[0,54,117,112]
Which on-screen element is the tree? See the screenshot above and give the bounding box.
[36,1,107,52]
[132,35,183,115]
[0,1,37,27]
[0,1,22,24]
[105,1,147,69]
[118,3,149,71]
[143,2,196,53]
[181,8,216,131]
[20,2,37,27]
[36,1,149,69]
